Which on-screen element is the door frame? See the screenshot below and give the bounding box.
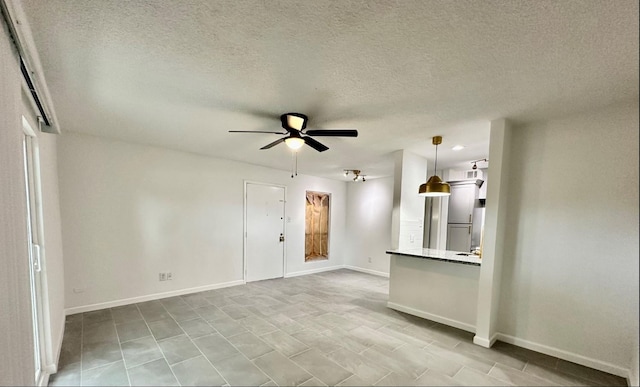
[243,180,287,282]
[22,116,54,385]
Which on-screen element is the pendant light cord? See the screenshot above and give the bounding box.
[434,142,438,175]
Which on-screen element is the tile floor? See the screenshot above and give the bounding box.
[49,269,627,386]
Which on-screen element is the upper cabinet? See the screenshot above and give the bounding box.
[478,169,488,200]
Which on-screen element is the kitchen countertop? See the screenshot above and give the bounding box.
[386,248,482,266]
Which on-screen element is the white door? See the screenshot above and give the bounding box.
[245,183,285,282]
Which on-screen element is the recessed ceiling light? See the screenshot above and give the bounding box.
[452,145,465,151]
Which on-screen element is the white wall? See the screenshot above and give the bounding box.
[0,20,36,386]
[57,133,347,310]
[388,255,480,331]
[344,177,393,275]
[497,101,639,374]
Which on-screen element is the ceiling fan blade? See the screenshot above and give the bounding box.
[260,138,286,150]
[303,136,329,152]
[304,129,358,137]
[229,130,286,134]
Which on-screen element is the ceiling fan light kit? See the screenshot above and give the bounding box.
[419,136,451,197]
[284,135,305,150]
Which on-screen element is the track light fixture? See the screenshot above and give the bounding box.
[344,169,366,182]
[471,158,488,170]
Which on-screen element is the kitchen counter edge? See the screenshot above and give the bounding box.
[386,248,482,266]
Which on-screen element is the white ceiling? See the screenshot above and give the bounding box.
[19,0,639,180]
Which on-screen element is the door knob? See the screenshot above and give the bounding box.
[279,233,285,242]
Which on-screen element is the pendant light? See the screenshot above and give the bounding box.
[418,136,451,197]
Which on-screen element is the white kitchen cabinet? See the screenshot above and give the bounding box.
[478,169,488,199]
[447,223,473,252]
[448,183,477,224]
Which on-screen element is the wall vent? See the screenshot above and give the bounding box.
[465,169,484,180]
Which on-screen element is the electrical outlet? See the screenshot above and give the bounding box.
[166,272,172,280]
[159,273,166,281]
[367,257,372,263]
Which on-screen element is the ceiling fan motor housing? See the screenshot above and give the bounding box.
[281,113,308,131]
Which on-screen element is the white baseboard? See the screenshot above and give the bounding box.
[44,315,65,374]
[343,265,389,278]
[36,371,49,387]
[386,301,475,333]
[473,332,498,348]
[65,280,245,315]
[495,333,630,378]
[628,367,638,387]
[628,362,639,387]
[284,265,345,278]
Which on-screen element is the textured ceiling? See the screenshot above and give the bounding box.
[19,0,639,180]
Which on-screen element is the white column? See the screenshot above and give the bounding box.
[473,118,512,347]
[391,150,428,250]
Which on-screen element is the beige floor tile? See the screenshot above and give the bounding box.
[226,331,274,359]
[556,359,628,386]
[324,347,390,384]
[489,363,557,386]
[415,369,462,386]
[252,350,313,386]
[211,353,271,386]
[171,356,226,386]
[424,341,495,374]
[374,371,418,386]
[290,348,353,386]
[453,366,513,386]
[259,330,309,357]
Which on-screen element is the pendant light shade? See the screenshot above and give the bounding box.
[418,175,451,196]
[418,136,451,197]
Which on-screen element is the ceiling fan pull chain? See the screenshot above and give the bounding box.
[291,152,294,178]
[295,151,298,176]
